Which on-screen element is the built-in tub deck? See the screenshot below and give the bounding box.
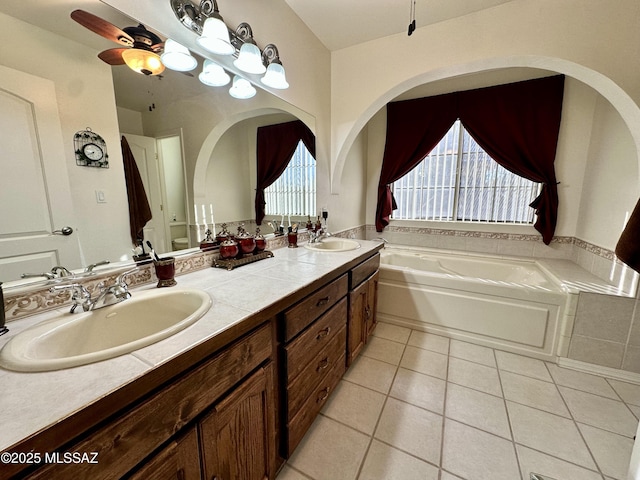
[377,245,627,361]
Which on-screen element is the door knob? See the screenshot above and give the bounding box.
[52,226,74,236]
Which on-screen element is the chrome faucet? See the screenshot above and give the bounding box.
[308,228,332,244]
[50,267,138,313]
[84,260,110,273]
[22,265,74,280]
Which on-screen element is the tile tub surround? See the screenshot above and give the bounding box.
[0,240,382,453]
[568,291,640,374]
[281,323,639,480]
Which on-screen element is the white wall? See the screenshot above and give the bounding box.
[577,96,640,248]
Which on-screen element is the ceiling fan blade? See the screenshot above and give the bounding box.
[71,9,134,47]
[98,48,127,66]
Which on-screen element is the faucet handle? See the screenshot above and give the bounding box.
[116,267,139,286]
[49,284,92,313]
[84,260,110,273]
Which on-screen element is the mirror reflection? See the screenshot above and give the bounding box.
[0,1,315,287]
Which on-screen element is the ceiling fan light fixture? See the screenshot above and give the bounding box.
[199,59,230,86]
[122,48,165,76]
[229,75,256,99]
[234,42,266,75]
[197,17,234,55]
[161,38,197,71]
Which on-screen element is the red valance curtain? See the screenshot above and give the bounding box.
[255,120,315,225]
[375,75,565,245]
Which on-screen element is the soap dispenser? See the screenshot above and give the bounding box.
[0,282,8,336]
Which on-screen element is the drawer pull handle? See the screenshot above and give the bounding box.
[317,387,330,403]
[316,327,331,339]
[316,296,330,307]
[317,357,329,371]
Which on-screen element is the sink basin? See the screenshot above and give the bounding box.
[0,288,212,372]
[305,238,361,252]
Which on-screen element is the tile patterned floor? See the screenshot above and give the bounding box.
[276,322,640,480]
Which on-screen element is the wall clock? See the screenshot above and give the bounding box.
[74,127,109,168]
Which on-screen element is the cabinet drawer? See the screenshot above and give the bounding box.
[349,253,380,289]
[286,325,346,419]
[285,354,346,456]
[284,297,347,383]
[283,274,348,341]
[28,323,272,480]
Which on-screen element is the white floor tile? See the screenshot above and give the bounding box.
[389,367,446,414]
[372,322,412,344]
[448,356,502,396]
[400,345,448,379]
[374,397,443,465]
[407,330,450,354]
[507,401,596,469]
[608,379,640,406]
[449,339,496,367]
[500,370,570,417]
[440,472,465,480]
[321,380,386,435]
[361,336,405,365]
[276,465,312,480]
[445,382,511,439]
[578,423,634,480]
[343,355,398,394]
[547,363,618,399]
[495,350,553,382]
[516,444,603,480]
[442,419,520,480]
[280,325,635,480]
[287,415,370,480]
[559,386,638,437]
[358,439,439,480]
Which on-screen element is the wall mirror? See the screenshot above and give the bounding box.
[0,0,314,289]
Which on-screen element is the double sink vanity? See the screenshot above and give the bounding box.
[0,238,381,480]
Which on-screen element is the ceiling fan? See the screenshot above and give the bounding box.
[70,9,166,76]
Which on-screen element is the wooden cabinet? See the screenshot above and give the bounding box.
[280,275,348,457]
[27,323,274,480]
[347,254,380,366]
[129,428,201,480]
[200,364,275,480]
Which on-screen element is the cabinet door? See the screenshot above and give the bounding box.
[200,363,275,480]
[129,427,200,480]
[347,280,368,366]
[365,271,380,338]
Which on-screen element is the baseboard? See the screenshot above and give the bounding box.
[557,357,640,385]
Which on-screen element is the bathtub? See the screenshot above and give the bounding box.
[377,245,573,360]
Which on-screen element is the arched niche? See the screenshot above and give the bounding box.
[331,55,640,194]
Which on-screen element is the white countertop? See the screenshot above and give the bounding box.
[0,240,381,452]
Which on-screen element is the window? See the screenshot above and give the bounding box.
[264,140,316,217]
[391,120,541,224]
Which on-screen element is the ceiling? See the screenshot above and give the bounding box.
[3,0,518,53]
[0,0,524,111]
[283,0,516,51]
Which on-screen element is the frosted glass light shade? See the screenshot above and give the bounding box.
[229,75,256,99]
[199,59,230,86]
[233,42,266,75]
[122,49,165,76]
[161,39,197,71]
[260,62,289,89]
[196,17,234,55]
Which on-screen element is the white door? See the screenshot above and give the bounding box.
[122,133,167,254]
[0,65,82,283]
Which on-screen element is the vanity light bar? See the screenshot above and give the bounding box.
[169,0,288,89]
